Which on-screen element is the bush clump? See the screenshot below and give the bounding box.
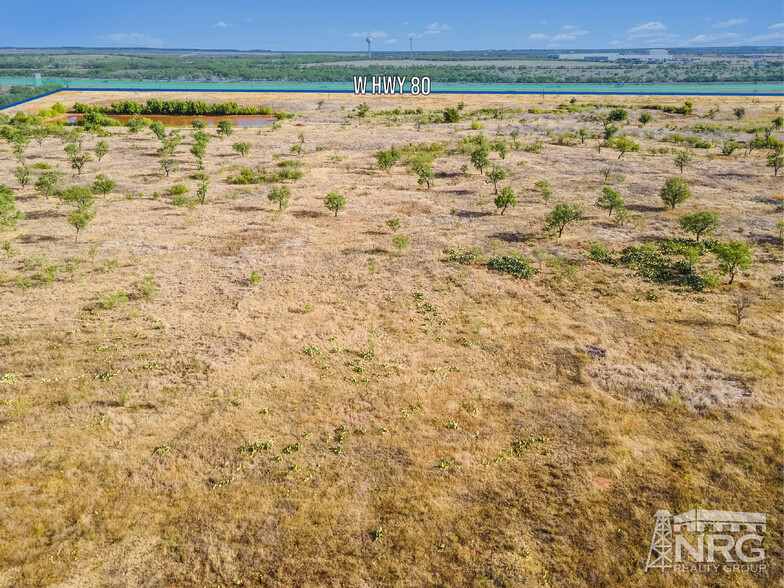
[488,256,539,279]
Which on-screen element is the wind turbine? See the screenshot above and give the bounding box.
[366,36,373,59]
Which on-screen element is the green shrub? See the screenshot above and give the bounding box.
[488,256,538,279]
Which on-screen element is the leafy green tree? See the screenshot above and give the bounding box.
[298,132,305,144]
[534,180,553,201]
[31,125,49,146]
[733,107,745,120]
[494,186,517,215]
[602,122,619,141]
[492,140,509,160]
[191,119,206,129]
[191,141,206,169]
[613,136,640,159]
[290,144,304,156]
[59,186,95,209]
[150,121,166,140]
[411,159,434,189]
[443,108,460,123]
[34,171,64,199]
[377,149,399,172]
[674,150,693,174]
[392,235,411,252]
[545,203,584,238]
[160,158,180,177]
[639,112,653,125]
[722,140,742,156]
[192,130,210,144]
[127,117,146,133]
[386,218,400,232]
[268,185,291,210]
[471,145,490,174]
[679,210,720,242]
[772,116,783,130]
[92,174,116,198]
[232,142,251,157]
[486,166,507,194]
[69,151,93,175]
[0,184,24,230]
[325,191,346,217]
[607,108,627,122]
[95,140,109,162]
[767,148,783,176]
[217,120,233,138]
[596,187,624,216]
[12,166,30,188]
[659,177,691,209]
[713,241,753,284]
[197,178,210,204]
[68,207,97,244]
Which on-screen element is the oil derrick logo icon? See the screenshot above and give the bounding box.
[645,509,767,573]
[645,510,673,571]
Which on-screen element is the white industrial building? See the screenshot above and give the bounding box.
[549,49,670,62]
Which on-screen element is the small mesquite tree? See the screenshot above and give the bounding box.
[613,136,640,159]
[158,134,182,157]
[35,171,64,199]
[0,184,25,230]
[197,178,210,204]
[733,107,746,120]
[639,112,653,125]
[11,134,30,163]
[545,203,584,238]
[59,186,97,243]
[731,290,755,326]
[714,241,753,284]
[494,186,517,215]
[95,140,109,162]
[192,119,206,130]
[411,159,435,189]
[386,218,400,232]
[471,145,490,174]
[325,191,346,217]
[68,208,97,244]
[150,121,166,141]
[679,210,720,242]
[492,140,509,160]
[127,117,146,133]
[232,142,251,157]
[443,107,460,123]
[674,150,693,174]
[607,108,628,122]
[767,148,784,176]
[377,149,399,173]
[596,187,624,216]
[64,144,93,175]
[534,180,553,201]
[13,166,30,188]
[392,235,411,252]
[31,126,48,146]
[191,141,207,170]
[290,144,304,156]
[659,177,691,209]
[298,132,305,144]
[92,174,116,199]
[217,120,233,138]
[160,158,180,177]
[486,166,507,194]
[268,185,291,210]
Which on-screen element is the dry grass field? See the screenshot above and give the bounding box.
[0,91,782,587]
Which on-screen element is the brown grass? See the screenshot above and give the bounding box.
[0,92,782,587]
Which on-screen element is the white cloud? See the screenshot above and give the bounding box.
[551,30,589,41]
[407,32,423,39]
[350,30,388,39]
[627,21,666,34]
[97,33,164,47]
[748,32,784,43]
[213,21,233,28]
[425,22,450,35]
[562,24,578,30]
[383,38,397,44]
[768,22,784,30]
[539,20,548,25]
[712,18,747,28]
[528,33,549,40]
[685,32,742,44]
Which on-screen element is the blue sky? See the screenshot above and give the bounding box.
[2,0,783,50]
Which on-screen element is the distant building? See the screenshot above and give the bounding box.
[551,50,670,62]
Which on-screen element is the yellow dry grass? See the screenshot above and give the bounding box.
[0,92,782,587]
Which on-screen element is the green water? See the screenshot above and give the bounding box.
[1,77,782,95]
